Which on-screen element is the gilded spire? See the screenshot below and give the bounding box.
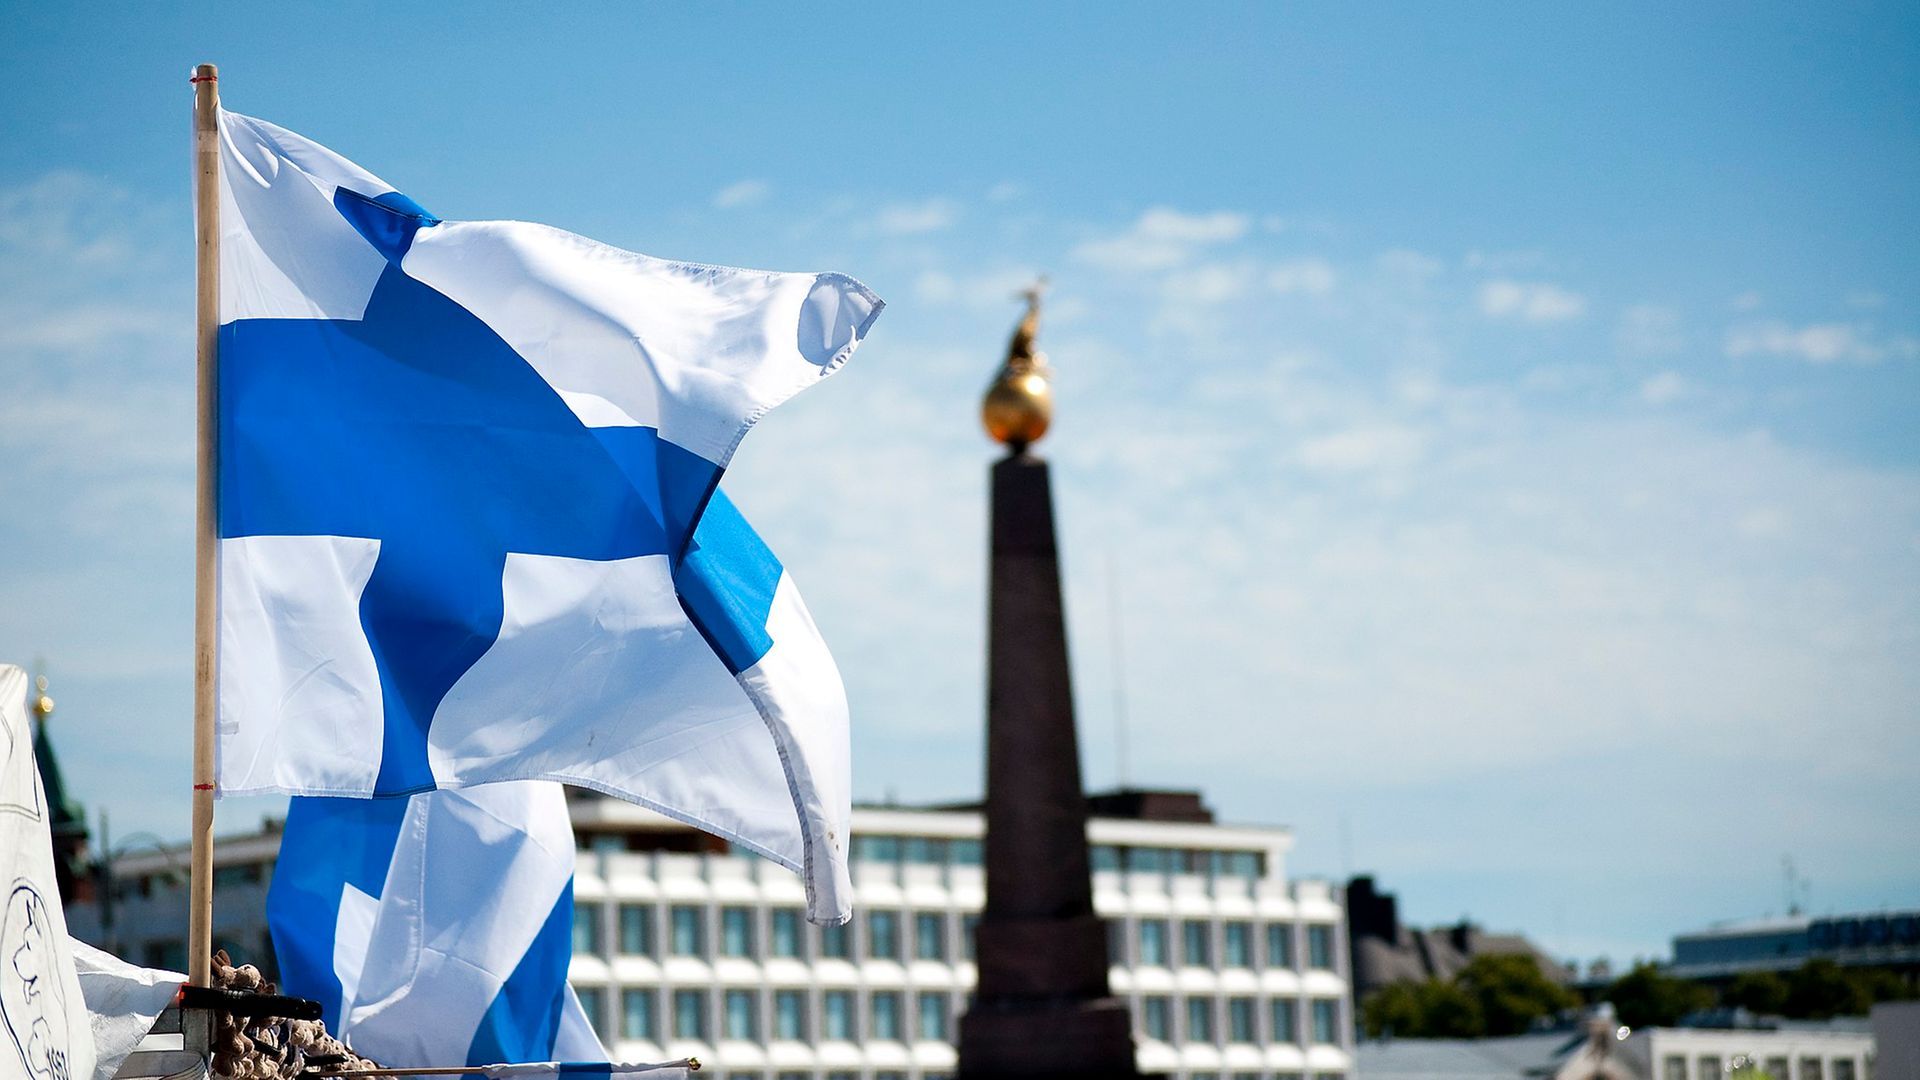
[981,279,1054,449]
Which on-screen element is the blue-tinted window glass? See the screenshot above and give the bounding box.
[1139,919,1170,966]
[917,991,949,1040]
[1187,997,1214,1042]
[1312,999,1339,1043]
[962,914,979,960]
[868,911,901,959]
[572,902,601,955]
[724,989,757,1039]
[773,990,805,1040]
[620,988,654,1039]
[902,836,946,864]
[617,904,652,956]
[1223,922,1252,967]
[1308,925,1335,969]
[673,989,705,1039]
[1268,923,1295,967]
[853,835,900,863]
[1228,997,1256,1042]
[1183,920,1212,967]
[1142,996,1172,1040]
[1091,845,1121,871]
[670,905,703,956]
[721,906,753,957]
[1272,997,1298,1041]
[871,990,903,1040]
[915,912,946,960]
[823,990,854,1040]
[770,908,802,958]
[949,838,983,865]
[1129,847,1171,873]
[819,920,850,959]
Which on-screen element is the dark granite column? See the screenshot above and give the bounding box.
[956,450,1141,1080]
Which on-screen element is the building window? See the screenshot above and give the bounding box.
[1106,918,1126,963]
[1232,1073,1264,1080]
[720,907,754,958]
[1213,850,1263,879]
[1182,920,1213,967]
[868,910,902,960]
[1228,997,1256,1043]
[669,905,703,957]
[1833,1061,1855,1080]
[772,989,805,1041]
[853,835,899,863]
[1186,997,1214,1042]
[620,989,655,1040]
[1268,923,1295,968]
[570,987,603,1038]
[572,902,602,955]
[617,904,653,956]
[1223,922,1253,967]
[874,1073,907,1080]
[1664,1056,1687,1080]
[1191,1073,1220,1080]
[962,914,980,960]
[769,908,802,958]
[1272,997,1298,1042]
[1142,995,1172,1041]
[776,1074,811,1080]
[1802,1059,1824,1080]
[871,990,904,1040]
[1313,1073,1345,1080]
[1764,1058,1788,1080]
[1128,847,1171,873]
[723,989,757,1040]
[822,990,855,1040]
[903,836,946,864]
[1311,999,1339,1044]
[1092,844,1121,871]
[1699,1057,1723,1080]
[917,991,949,1041]
[950,838,983,865]
[819,920,850,959]
[826,1074,859,1080]
[915,912,946,960]
[672,989,705,1040]
[1307,924,1335,970]
[1139,919,1171,966]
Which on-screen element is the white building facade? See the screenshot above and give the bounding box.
[568,797,1355,1080]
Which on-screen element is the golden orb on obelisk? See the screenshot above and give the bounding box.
[981,280,1053,449]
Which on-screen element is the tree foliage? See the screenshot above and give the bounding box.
[1361,954,1574,1038]
[1458,954,1580,1036]
[1606,963,1713,1028]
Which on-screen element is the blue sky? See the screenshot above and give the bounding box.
[2,4,1915,966]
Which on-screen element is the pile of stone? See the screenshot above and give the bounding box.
[208,950,380,1080]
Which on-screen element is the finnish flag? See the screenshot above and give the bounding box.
[213,109,877,922]
[267,783,608,1067]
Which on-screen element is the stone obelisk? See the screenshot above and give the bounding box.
[957,287,1141,1079]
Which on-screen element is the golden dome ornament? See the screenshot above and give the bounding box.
[981,280,1054,450]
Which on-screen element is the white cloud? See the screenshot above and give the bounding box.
[913,267,1043,311]
[876,198,959,235]
[1479,279,1587,322]
[1639,371,1690,406]
[1162,263,1251,306]
[1072,207,1249,272]
[1296,423,1426,473]
[1724,320,1919,365]
[1268,257,1337,296]
[710,179,770,209]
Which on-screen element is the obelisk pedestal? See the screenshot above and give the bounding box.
[958,287,1142,1079]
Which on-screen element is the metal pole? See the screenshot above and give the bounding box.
[188,60,221,989]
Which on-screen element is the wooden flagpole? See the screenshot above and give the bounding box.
[189,60,221,989]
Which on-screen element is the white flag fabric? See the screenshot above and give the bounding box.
[269,783,603,1067]
[212,109,875,922]
[66,940,184,1080]
[1,663,97,1080]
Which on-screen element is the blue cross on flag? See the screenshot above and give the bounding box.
[213,109,879,923]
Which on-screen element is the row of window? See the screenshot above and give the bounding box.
[570,984,1342,1049]
[573,903,1339,973]
[655,835,1270,882]
[1663,1054,1863,1080]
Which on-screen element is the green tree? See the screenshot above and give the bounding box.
[1361,979,1485,1038]
[1849,966,1916,1005]
[1784,960,1870,1019]
[1457,953,1579,1035]
[1606,963,1712,1028]
[1724,971,1790,1015]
